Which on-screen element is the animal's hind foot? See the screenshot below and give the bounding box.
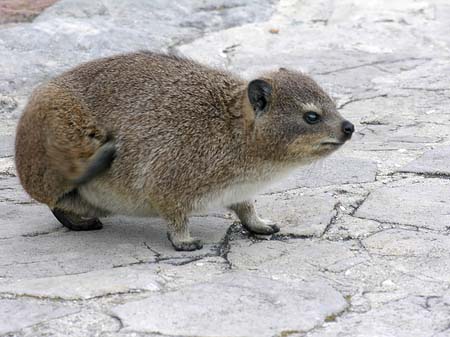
[51,208,103,231]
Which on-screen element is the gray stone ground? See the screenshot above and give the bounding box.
[1,0,450,336]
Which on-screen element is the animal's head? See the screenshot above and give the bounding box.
[246,68,353,162]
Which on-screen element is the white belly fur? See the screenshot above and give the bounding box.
[195,164,297,211]
[79,163,298,216]
[199,181,267,211]
[78,183,158,217]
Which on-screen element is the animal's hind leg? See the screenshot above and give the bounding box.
[45,91,113,185]
[52,190,110,231]
[52,209,103,231]
[15,84,112,208]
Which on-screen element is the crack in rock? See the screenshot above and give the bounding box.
[216,222,246,269]
[21,228,65,238]
[143,241,162,258]
[338,94,388,110]
[316,57,431,76]
[271,233,315,241]
[320,202,341,238]
[349,192,371,216]
[402,87,450,92]
[108,314,124,332]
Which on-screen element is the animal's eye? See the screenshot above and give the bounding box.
[304,111,321,124]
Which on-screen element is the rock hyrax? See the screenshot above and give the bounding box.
[15,52,354,251]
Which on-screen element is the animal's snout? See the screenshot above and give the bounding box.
[342,120,354,139]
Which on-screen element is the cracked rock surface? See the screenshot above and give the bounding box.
[1,0,450,336]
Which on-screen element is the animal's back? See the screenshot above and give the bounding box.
[54,52,242,126]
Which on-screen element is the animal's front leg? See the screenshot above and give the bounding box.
[229,200,280,235]
[165,213,203,251]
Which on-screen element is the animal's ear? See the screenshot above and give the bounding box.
[247,79,272,117]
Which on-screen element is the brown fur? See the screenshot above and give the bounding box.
[15,52,352,250]
[15,84,108,206]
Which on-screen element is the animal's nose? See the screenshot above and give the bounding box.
[342,120,355,137]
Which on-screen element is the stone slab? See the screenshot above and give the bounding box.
[355,180,450,231]
[157,256,229,290]
[307,296,450,337]
[363,229,450,284]
[0,158,15,177]
[0,202,61,239]
[267,155,378,192]
[0,94,18,114]
[0,215,233,279]
[177,0,440,84]
[0,134,14,157]
[228,239,363,279]
[255,190,337,237]
[0,299,77,335]
[0,177,31,202]
[400,145,450,176]
[112,272,348,337]
[18,310,120,337]
[0,0,276,97]
[0,265,162,300]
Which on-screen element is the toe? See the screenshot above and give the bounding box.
[269,223,280,233]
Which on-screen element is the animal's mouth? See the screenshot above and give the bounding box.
[320,141,344,146]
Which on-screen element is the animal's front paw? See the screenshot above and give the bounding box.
[167,232,204,251]
[243,218,280,235]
